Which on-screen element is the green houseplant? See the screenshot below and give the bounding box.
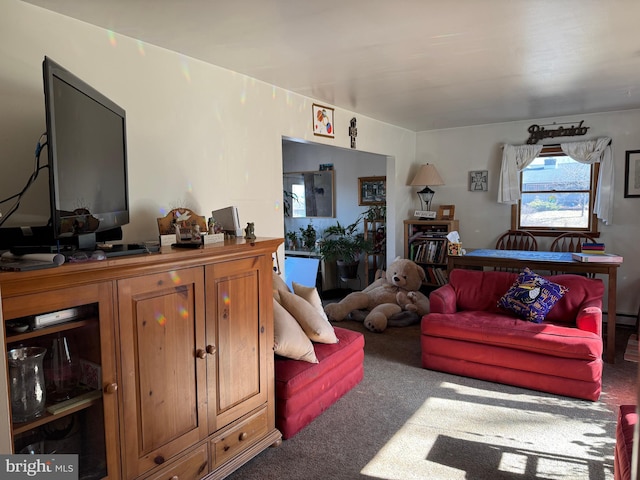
[319,217,373,280]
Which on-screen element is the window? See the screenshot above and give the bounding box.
[513,146,599,235]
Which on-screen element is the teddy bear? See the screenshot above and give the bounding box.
[324,257,430,333]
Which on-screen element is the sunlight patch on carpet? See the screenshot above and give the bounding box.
[360,381,615,480]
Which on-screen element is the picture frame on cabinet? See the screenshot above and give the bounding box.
[624,150,640,197]
[437,204,455,220]
[358,176,386,206]
[469,170,488,191]
[312,103,335,137]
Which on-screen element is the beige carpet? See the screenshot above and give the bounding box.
[227,321,637,480]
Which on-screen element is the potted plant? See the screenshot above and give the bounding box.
[299,224,317,251]
[285,230,298,250]
[319,217,373,280]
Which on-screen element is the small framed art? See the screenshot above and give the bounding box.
[625,150,640,198]
[358,176,386,206]
[313,104,334,138]
[469,170,488,191]
[437,204,456,220]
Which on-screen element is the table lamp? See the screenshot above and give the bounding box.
[409,164,445,214]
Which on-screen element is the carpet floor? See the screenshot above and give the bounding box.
[226,320,637,480]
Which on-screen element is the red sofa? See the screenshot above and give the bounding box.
[421,269,605,401]
[615,405,637,480]
[274,326,365,439]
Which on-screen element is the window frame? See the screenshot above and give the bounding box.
[510,145,600,237]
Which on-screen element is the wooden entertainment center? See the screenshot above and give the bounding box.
[0,238,283,480]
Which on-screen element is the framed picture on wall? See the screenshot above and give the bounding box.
[358,176,386,206]
[625,150,640,197]
[312,104,335,138]
[469,170,488,191]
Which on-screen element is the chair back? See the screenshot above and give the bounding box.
[495,230,538,251]
[550,232,597,253]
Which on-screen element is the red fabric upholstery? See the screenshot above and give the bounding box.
[422,269,604,401]
[615,405,637,480]
[275,326,364,439]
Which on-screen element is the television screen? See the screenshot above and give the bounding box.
[43,56,129,249]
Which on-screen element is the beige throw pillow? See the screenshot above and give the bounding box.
[272,298,318,363]
[292,282,329,322]
[272,271,291,293]
[278,290,338,344]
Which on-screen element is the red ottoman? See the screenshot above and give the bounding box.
[615,405,637,480]
[274,326,365,439]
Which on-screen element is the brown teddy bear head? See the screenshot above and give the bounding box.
[385,258,426,291]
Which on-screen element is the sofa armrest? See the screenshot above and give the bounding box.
[576,300,603,337]
[429,284,458,314]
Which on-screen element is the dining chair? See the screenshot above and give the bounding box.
[495,230,538,251]
[550,232,598,253]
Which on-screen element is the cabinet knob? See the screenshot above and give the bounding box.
[170,477,178,480]
[196,349,207,359]
[154,455,165,465]
[239,432,248,442]
[206,345,216,355]
[104,383,118,394]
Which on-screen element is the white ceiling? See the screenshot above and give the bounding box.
[22,0,640,132]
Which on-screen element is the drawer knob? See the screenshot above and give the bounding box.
[154,455,165,465]
[239,432,248,442]
[104,383,118,394]
[170,476,178,480]
[196,349,207,359]
[206,345,216,355]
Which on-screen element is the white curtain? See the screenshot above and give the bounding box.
[560,137,613,225]
[497,137,613,225]
[497,144,542,204]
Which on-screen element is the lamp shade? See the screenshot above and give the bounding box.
[409,164,445,187]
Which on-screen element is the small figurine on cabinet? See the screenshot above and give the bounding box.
[244,222,256,240]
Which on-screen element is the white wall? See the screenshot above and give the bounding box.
[0,0,416,262]
[417,111,640,317]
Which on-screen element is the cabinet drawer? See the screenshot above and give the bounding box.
[211,407,268,467]
[144,443,208,480]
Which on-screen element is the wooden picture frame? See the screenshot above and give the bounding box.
[312,103,335,138]
[358,176,386,206]
[437,204,455,220]
[624,150,640,197]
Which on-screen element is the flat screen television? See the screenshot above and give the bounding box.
[42,56,130,251]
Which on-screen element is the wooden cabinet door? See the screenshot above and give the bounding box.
[2,282,120,479]
[205,256,269,432]
[118,267,207,480]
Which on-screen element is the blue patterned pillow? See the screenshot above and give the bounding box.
[497,268,568,323]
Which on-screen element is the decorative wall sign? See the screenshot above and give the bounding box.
[526,120,589,144]
[624,150,640,198]
[358,176,386,206]
[349,117,357,148]
[469,170,488,191]
[313,104,334,138]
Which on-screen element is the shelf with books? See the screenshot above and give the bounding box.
[404,219,459,287]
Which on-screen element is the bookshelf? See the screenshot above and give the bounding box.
[364,218,386,286]
[404,219,459,287]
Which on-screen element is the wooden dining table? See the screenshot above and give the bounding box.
[447,248,622,363]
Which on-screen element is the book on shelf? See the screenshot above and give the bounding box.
[571,252,623,263]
